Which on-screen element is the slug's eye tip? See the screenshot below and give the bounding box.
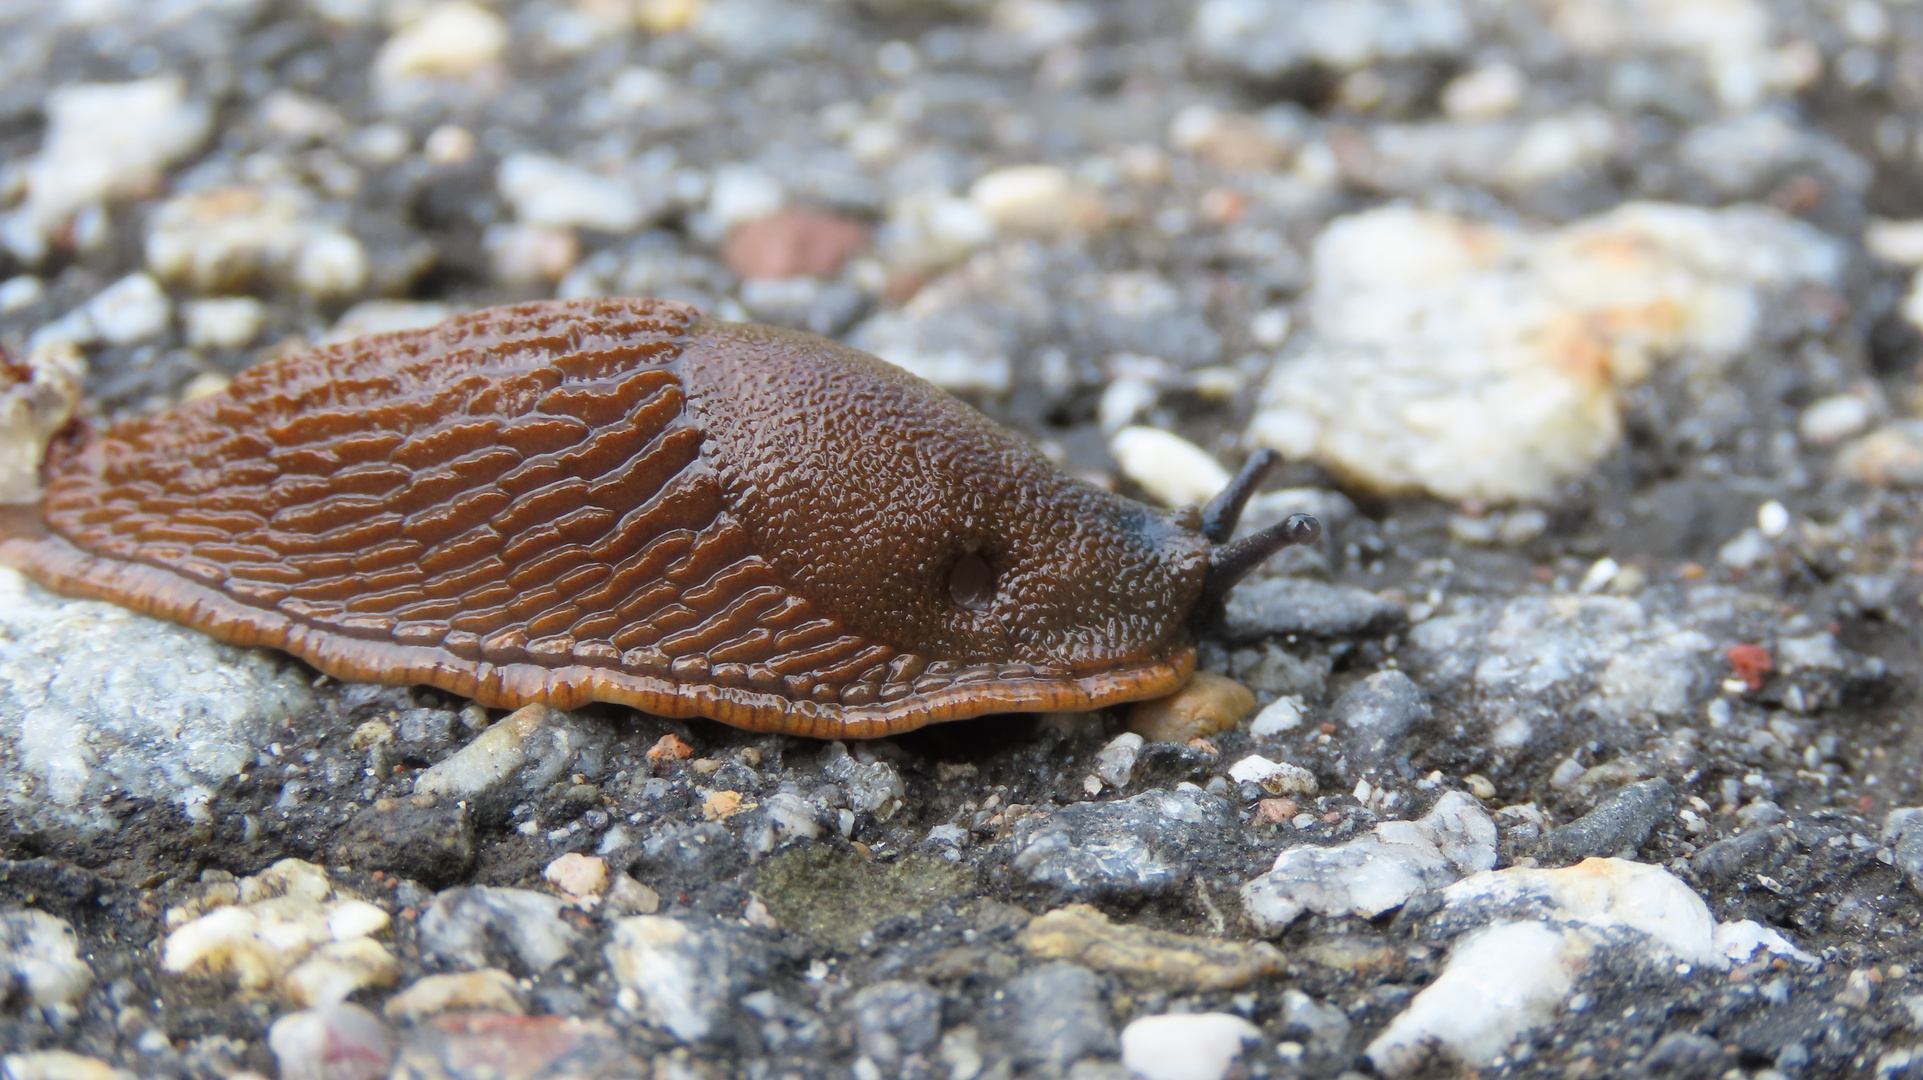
[949,550,995,613]
[1282,512,1321,547]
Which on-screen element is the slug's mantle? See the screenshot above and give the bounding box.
[0,299,1314,738]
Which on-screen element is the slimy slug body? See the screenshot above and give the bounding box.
[0,299,1315,738]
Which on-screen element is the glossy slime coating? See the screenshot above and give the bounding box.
[0,299,1315,738]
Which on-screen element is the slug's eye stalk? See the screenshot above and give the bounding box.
[1198,448,1281,544]
[1189,451,1322,624]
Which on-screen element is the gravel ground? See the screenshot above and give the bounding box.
[6,0,1923,1077]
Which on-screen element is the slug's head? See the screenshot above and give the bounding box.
[679,322,1317,674]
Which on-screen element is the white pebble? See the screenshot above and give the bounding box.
[1756,500,1790,539]
[1,77,210,264]
[85,273,169,345]
[1441,61,1525,121]
[1120,1013,1261,1080]
[374,1,507,85]
[1226,754,1318,795]
[968,164,1075,235]
[183,297,265,349]
[321,301,450,345]
[498,154,649,234]
[1576,557,1619,594]
[1367,920,1577,1077]
[268,1004,395,1080]
[1096,377,1158,434]
[1250,695,1305,736]
[0,275,44,313]
[1248,307,1292,348]
[293,231,369,299]
[1867,218,1923,266]
[706,165,787,233]
[1799,393,1874,446]
[1109,425,1231,507]
[0,911,93,1012]
[0,341,85,503]
[1092,732,1145,789]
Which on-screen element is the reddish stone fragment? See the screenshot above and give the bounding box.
[1726,642,1773,691]
[721,207,869,281]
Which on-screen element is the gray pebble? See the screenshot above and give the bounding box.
[992,962,1114,1070]
[1332,670,1433,768]
[1222,577,1406,639]
[1010,787,1240,896]
[850,980,943,1065]
[418,886,580,975]
[1538,779,1675,863]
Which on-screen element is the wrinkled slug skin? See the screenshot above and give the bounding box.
[0,298,1211,738]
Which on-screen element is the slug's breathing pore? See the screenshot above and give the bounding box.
[0,299,1318,738]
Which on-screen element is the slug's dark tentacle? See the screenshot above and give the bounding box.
[1194,512,1321,620]
[1198,448,1281,544]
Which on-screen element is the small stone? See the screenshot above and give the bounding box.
[1126,673,1256,743]
[1799,393,1875,446]
[0,1051,132,1080]
[647,734,695,766]
[334,797,475,888]
[267,1004,397,1080]
[1536,779,1674,863]
[0,342,84,504]
[484,224,580,286]
[1092,733,1145,789]
[384,970,525,1022]
[1869,218,1923,265]
[1012,787,1240,897]
[1332,670,1433,768]
[690,0,829,61]
[1366,920,1576,1078]
[374,1,508,85]
[161,860,394,1005]
[704,165,787,236]
[388,1013,636,1079]
[968,165,1077,236]
[1107,426,1232,508]
[1017,904,1285,991]
[544,854,610,903]
[182,297,265,349]
[1249,695,1305,736]
[603,874,662,916]
[323,301,450,344]
[822,742,905,820]
[1442,61,1525,120]
[0,910,92,1012]
[413,704,608,800]
[1222,578,1406,639]
[1,77,210,263]
[498,154,652,234]
[1250,203,1841,501]
[1120,1013,1261,1080]
[1225,755,1319,796]
[84,274,170,345]
[418,887,580,975]
[722,207,870,281]
[147,186,367,299]
[701,790,749,821]
[991,962,1114,1070]
[283,937,402,1008]
[1725,643,1772,691]
[1242,792,1496,930]
[605,916,735,1042]
[849,981,943,1065]
[1837,422,1923,487]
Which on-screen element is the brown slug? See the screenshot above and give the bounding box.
[0,298,1317,738]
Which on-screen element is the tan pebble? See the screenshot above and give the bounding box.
[543,853,609,901]
[383,969,524,1021]
[1837,423,1923,487]
[1257,798,1297,823]
[605,873,660,916]
[348,720,394,750]
[645,733,694,765]
[690,758,722,775]
[1017,904,1284,991]
[1126,672,1255,743]
[701,790,750,821]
